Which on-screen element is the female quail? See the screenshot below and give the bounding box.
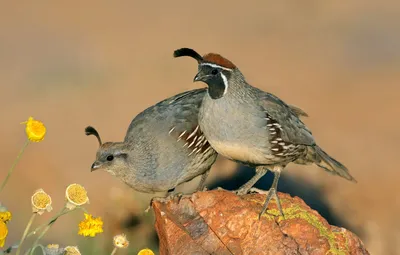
[86,88,217,195]
[173,48,356,217]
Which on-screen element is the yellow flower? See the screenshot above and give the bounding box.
[31,189,52,215]
[21,117,46,142]
[138,248,155,255]
[0,211,11,223]
[64,246,81,255]
[0,221,8,247]
[0,204,11,223]
[78,213,103,237]
[113,234,129,249]
[65,184,89,210]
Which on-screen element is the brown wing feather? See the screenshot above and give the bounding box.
[288,104,309,118]
[259,92,315,146]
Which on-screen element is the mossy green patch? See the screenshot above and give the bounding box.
[257,200,349,255]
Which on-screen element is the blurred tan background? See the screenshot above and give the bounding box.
[0,1,399,254]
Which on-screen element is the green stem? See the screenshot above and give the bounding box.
[29,227,51,255]
[110,247,118,255]
[26,207,73,239]
[0,139,29,193]
[24,244,45,255]
[80,207,88,213]
[15,213,37,255]
[5,206,85,254]
[29,207,67,255]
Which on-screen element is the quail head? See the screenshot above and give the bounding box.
[174,48,356,217]
[86,88,217,195]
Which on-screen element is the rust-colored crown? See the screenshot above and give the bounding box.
[173,48,236,69]
[202,53,236,69]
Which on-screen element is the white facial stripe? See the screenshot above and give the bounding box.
[200,63,233,71]
[220,73,228,95]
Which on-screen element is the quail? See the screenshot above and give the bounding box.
[173,48,356,217]
[85,88,217,196]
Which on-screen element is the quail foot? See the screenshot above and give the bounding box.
[86,88,217,204]
[173,48,356,217]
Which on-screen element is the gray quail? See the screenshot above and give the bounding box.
[85,88,217,196]
[173,48,356,217]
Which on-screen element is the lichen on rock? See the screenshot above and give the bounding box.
[152,189,369,255]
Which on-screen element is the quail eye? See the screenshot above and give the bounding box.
[211,69,219,75]
[106,155,114,161]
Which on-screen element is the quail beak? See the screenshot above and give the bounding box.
[91,161,102,172]
[193,73,207,82]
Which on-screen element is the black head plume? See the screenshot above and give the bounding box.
[85,126,102,146]
[173,48,203,63]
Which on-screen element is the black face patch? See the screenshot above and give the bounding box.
[198,65,230,99]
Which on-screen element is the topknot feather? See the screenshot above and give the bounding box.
[173,48,203,63]
[85,126,102,146]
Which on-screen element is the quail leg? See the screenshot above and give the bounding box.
[235,166,269,195]
[256,171,283,218]
[195,169,211,192]
[153,188,182,202]
[145,189,182,212]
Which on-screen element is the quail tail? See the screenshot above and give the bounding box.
[307,146,356,182]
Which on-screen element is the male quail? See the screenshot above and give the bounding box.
[173,48,356,217]
[86,88,217,195]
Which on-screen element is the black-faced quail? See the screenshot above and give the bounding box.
[86,88,217,195]
[173,48,356,217]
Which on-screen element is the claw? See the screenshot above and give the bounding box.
[249,187,268,194]
[175,192,184,203]
[145,191,195,213]
[235,188,246,196]
[247,187,283,218]
[144,205,151,213]
[145,193,178,213]
[258,188,284,219]
[216,187,228,192]
[235,186,256,196]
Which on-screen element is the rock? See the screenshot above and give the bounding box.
[152,190,369,255]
